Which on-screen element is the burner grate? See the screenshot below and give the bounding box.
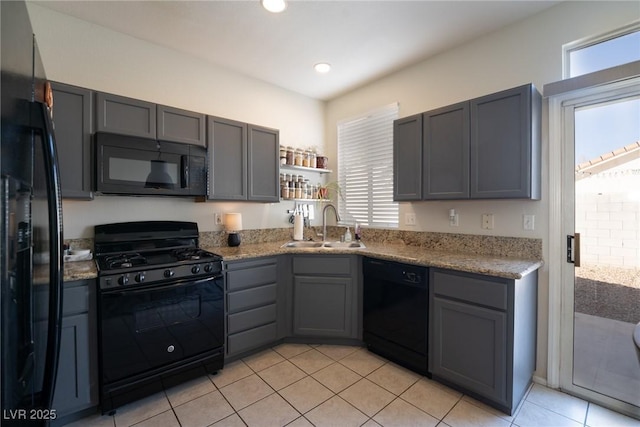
[104,252,147,269]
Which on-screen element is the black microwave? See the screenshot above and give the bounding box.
[95,132,207,196]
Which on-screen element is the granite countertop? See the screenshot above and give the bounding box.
[62,240,542,282]
[205,241,542,280]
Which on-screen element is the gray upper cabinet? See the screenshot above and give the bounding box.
[95,92,156,139]
[208,116,248,200]
[423,102,470,199]
[247,124,279,202]
[393,114,422,201]
[50,82,93,199]
[470,84,541,199]
[207,116,279,202]
[393,84,541,201]
[157,105,206,146]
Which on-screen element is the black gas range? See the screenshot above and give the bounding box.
[95,221,223,290]
[94,221,224,414]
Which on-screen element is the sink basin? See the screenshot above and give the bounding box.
[322,241,366,249]
[281,241,366,249]
[282,241,324,248]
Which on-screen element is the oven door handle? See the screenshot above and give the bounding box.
[105,275,222,295]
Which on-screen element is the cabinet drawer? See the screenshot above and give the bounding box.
[432,269,507,310]
[227,263,277,291]
[228,304,276,334]
[227,284,277,313]
[293,256,351,275]
[227,322,277,356]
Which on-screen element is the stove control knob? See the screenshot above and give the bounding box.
[191,265,201,274]
[164,269,174,278]
[135,273,145,283]
[118,275,129,286]
[204,263,213,273]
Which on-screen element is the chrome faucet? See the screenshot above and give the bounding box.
[321,204,340,242]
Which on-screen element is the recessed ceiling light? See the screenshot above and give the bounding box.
[261,0,287,13]
[314,63,332,73]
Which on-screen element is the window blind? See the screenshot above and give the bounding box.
[337,103,399,228]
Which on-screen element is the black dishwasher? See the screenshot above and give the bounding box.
[363,257,428,375]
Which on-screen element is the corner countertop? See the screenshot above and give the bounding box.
[205,241,542,280]
[61,240,542,283]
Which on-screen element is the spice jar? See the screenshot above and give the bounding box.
[279,146,287,165]
[310,150,317,168]
[286,146,294,165]
[294,148,304,166]
[281,184,290,199]
[302,150,311,167]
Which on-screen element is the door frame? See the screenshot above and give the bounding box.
[547,73,640,417]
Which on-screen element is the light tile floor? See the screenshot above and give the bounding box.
[65,344,640,427]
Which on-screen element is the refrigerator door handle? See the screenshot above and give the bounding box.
[35,100,64,412]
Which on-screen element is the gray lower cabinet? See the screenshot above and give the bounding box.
[292,255,360,339]
[225,257,280,358]
[429,268,537,415]
[208,116,279,202]
[95,92,156,139]
[50,82,93,199]
[34,279,98,423]
[157,104,206,146]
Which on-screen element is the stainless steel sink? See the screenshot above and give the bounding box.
[322,241,366,249]
[281,241,366,249]
[281,241,324,248]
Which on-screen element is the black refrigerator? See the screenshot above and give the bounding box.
[1,1,64,426]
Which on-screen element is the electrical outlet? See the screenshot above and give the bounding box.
[481,213,494,230]
[405,213,416,226]
[523,214,535,230]
[214,213,222,225]
[449,214,459,227]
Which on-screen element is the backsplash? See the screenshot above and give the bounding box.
[66,227,542,260]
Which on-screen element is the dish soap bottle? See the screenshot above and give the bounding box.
[344,227,352,242]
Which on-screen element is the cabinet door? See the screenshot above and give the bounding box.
[50,82,93,199]
[470,84,539,199]
[157,105,206,146]
[51,313,93,416]
[423,102,469,199]
[430,297,507,406]
[393,114,422,201]
[207,116,248,200]
[247,124,279,202]
[95,92,156,139]
[293,276,353,338]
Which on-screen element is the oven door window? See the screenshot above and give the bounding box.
[99,276,223,384]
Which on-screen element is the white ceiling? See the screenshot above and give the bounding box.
[33,0,560,101]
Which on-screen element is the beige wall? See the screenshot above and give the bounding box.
[26,0,639,383]
[323,1,638,383]
[26,2,326,239]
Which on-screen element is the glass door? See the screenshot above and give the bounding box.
[560,82,640,417]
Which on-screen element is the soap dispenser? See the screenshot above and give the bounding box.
[344,227,352,242]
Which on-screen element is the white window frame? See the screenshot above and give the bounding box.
[562,21,640,79]
[337,103,399,229]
